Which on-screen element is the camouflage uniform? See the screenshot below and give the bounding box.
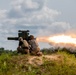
[17,37,29,54]
[29,35,42,56]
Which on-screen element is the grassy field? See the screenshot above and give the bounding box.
[0,49,76,75]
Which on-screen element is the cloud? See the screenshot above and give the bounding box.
[0,0,74,50]
[0,10,7,19]
[8,0,60,24]
[11,0,45,11]
[37,22,71,36]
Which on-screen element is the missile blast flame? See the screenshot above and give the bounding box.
[37,34,76,51]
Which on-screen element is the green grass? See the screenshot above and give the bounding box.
[41,51,76,75]
[0,50,76,75]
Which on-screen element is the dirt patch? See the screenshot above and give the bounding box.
[11,54,63,66]
[28,54,63,66]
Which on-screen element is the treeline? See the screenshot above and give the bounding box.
[0,47,17,55]
[41,47,76,55]
[0,47,76,56]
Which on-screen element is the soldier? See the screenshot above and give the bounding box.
[17,37,29,54]
[29,35,42,56]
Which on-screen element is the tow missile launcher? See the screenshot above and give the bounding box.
[7,30,30,41]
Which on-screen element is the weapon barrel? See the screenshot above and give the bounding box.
[7,37,18,40]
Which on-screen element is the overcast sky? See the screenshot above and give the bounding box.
[0,0,76,50]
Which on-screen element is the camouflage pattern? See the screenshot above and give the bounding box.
[29,35,42,56]
[31,48,42,56]
[17,47,29,54]
[17,37,29,54]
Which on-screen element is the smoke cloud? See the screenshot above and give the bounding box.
[37,34,76,52]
